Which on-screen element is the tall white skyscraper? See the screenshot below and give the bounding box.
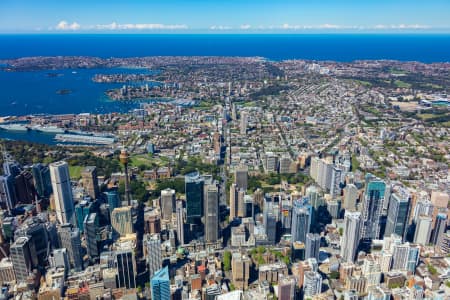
[145,233,162,279]
[414,215,432,245]
[303,271,322,297]
[50,161,75,225]
[240,111,248,135]
[176,200,185,245]
[160,188,176,221]
[341,211,361,263]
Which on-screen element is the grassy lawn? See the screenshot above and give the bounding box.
[69,166,83,179]
[130,154,153,167]
[394,80,412,88]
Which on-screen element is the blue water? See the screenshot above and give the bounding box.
[0,68,156,116]
[0,34,449,62]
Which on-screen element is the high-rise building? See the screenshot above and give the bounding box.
[176,200,185,245]
[75,200,91,232]
[231,253,251,290]
[111,206,133,237]
[116,247,137,289]
[204,182,219,242]
[234,165,248,190]
[32,163,52,198]
[229,183,239,219]
[0,175,16,211]
[105,190,120,214]
[145,234,162,279]
[341,211,362,263]
[49,248,70,272]
[360,174,386,240]
[185,172,204,224]
[263,197,278,243]
[278,276,296,300]
[58,224,82,271]
[240,111,248,135]
[265,152,279,173]
[50,161,75,225]
[329,167,342,199]
[279,154,294,174]
[84,213,99,260]
[14,170,36,205]
[14,217,49,266]
[213,132,221,155]
[385,189,411,240]
[303,271,322,297]
[291,200,311,243]
[305,233,321,261]
[151,266,170,300]
[431,213,447,247]
[81,166,99,199]
[160,188,176,221]
[343,184,358,211]
[10,236,33,282]
[414,215,432,245]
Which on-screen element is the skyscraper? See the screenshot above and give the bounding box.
[0,175,16,212]
[229,183,239,219]
[360,174,386,240]
[105,190,120,215]
[84,213,99,260]
[341,211,362,263]
[116,247,137,289]
[385,189,411,240]
[151,266,170,300]
[414,215,432,245]
[343,183,358,211]
[145,233,162,279]
[303,271,322,297]
[231,253,251,290]
[14,170,36,205]
[431,213,447,246]
[278,276,296,300]
[240,111,248,135]
[111,206,133,237]
[204,182,219,242]
[75,200,91,232]
[50,161,75,225]
[305,233,321,261]
[185,172,204,224]
[291,200,311,243]
[81,166,99,199]
[10,236,33,282]
[160,188,176,221]
[234,164,248,190]
[329,167,342,199]
[176,200,185,245]
[58,224,82,271]
[31,163,52,198]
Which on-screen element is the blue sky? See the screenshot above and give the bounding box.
[1,0,449,33]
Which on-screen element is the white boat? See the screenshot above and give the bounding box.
[0,124,29,131]
[32,125,66,133]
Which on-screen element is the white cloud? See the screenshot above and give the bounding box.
[209,25,233,30]
[93,22,188,30]
[56,20,81,30]
[55,21,187,31]
[240,24,251,30]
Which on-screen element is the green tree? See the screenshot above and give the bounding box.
[223,251,232,271]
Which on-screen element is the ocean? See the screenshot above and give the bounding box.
[0,34,449,144]
[1,34,449,62]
